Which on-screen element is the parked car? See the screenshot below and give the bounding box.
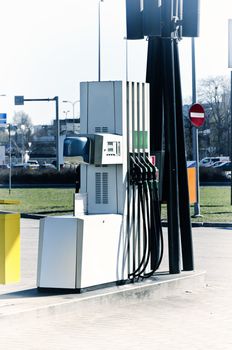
[200,157,229,167]
[214,161,231,171]
[26,160,40,169]
[0,164,10,169]
[213,161,228,168]
[40,161,56,169]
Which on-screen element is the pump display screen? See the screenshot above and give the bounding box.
[63,136,90,164]
[107,142,115,153]
[106,141,121,156]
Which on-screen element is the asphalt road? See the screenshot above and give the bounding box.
[0,220,232,349]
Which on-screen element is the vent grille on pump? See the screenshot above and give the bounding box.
[95,173,101,204]
[95,126,108,133]
[95,172,109,204]
[102,172,109,204]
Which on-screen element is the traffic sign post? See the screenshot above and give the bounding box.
[189,103,205,218]
[228,19,232,205]
[14,96,60,171]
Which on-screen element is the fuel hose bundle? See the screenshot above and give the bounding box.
[128,155,163,280]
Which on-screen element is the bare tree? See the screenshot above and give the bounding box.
[198,76,231,156]
[13,111,32,129]
[13,111,33,158]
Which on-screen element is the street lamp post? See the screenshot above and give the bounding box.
[63,110,70,135]
[191,37,202,217]
[124,37,128,81]
[20,124,26,163]
[98,0,104,81]
[0,94,9,191]
[28,142,32,161]
[62,100,79,133]
[228,19,232,205]
[8,124,12,195]
[230,72,232,205]
[63,110,70,118]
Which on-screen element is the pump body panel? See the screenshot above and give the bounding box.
[37,215,126,289]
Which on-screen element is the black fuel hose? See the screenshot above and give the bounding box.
[128,155,164,280]
[133,157,152,278]
[128,157,149,280]
[131,181,151,279]
[140,156,163,273]
[142,156,164,277]
[143,181,164,278]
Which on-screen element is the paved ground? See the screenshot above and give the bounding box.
[0,219,232,349]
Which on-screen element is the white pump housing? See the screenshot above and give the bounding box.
[37,81,151,290]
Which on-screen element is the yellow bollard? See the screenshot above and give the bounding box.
[0,212,20,284]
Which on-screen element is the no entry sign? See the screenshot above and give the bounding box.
[189,103,205,128]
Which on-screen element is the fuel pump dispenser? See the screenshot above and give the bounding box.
[37,0,200,291]
[37,81,164,291]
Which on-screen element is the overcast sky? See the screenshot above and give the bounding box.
[0,0,232,125]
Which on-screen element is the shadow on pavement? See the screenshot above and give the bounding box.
[0,288,77,299]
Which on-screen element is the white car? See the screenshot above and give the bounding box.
[40,162,56,169]
[200,157,229,167]
[26,160,40,169]
[213,161,228,168]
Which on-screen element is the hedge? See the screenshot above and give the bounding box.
[0,168,77,184]
[199,166,230,182]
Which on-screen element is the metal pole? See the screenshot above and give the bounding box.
[21,128,24,163]
[174,39,194,271]
[8,124,12,195]
[191,37,201,217]
[125,37,128,81]
[228,20,232,204]
[55,96,60,171]
[98,1,103,82]
[231,71,232,205]
[163,39,181,274]
[192,38,196,104]
[161,0,180,274]
[72,103,75,133]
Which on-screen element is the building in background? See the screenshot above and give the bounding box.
[0,118,80,165]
